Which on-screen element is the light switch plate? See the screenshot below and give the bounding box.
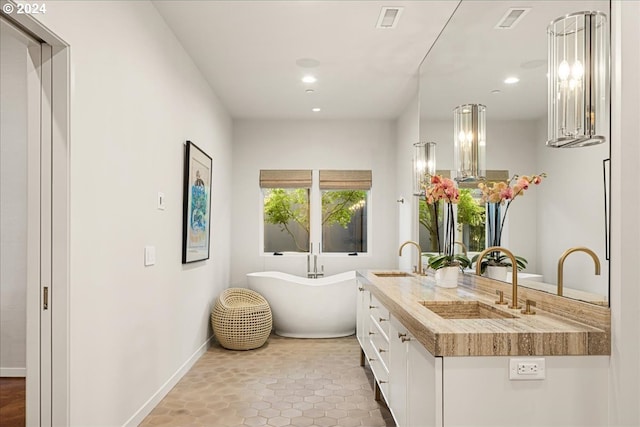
[509,358,545,380]
[144,246,156,266]
[157,192,165,210]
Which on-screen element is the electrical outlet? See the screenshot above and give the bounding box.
[509,358,545,380]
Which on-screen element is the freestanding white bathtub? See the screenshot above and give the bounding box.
[246,271,357,338]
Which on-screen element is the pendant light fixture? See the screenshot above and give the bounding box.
[547,11,609,148]
[453,104,486,182]
[412,141,436,196]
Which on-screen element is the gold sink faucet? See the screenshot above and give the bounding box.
[454,241,468,257]
[399,240,425,275]
[557,246,601,297]
[475,246,520,309]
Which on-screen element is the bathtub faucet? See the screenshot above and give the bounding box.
[307,254,324,279]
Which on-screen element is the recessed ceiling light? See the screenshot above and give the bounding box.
[305,89,315,94]
[302,75,317,84]
[504,77,520,84]
[491,89,502,94]
[312,108,321,112]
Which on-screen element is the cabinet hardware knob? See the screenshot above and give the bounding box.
[378,348,386,353]
[379,380,388,384]
[368,358,376,362]
[369,305,378,309]
[401,336,412,343]
[379,317,388,322]
[358,286,364,291]
[368,331,376,335]
[398,332,407,339]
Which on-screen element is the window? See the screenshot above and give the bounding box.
[456,188,485,252]
[261,169,371,254]
[263,188,310,252]
[261,170,312,253]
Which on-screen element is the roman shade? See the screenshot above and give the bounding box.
[259,170,312,188]
[319,170,372,190]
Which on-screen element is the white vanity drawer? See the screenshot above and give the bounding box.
[367,339,389,384]
[369,295,390,337]
[370,321,389,369]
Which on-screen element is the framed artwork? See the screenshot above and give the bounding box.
[182,141,213,263]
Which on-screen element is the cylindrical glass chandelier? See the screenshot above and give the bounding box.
[453,104,486,182]
[547,11,609,148]
[412,141,436,196]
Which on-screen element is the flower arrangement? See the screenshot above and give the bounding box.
[473,173,547,272]
[423,175,471,271]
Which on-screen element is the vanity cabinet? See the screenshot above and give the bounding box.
[357,286,609,427]
[389,317,441,427]
[357,285,391,402]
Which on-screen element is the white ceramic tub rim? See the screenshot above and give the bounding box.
[246,270,356,286]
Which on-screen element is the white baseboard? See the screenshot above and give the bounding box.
[122,335,213,427]
[0,367,26,377]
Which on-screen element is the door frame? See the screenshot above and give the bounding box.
[1,2,70,425]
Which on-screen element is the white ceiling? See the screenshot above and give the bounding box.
[419,0,609,121]
[152,1,460,120]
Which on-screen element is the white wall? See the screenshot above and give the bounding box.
[420,119,540,272]
[610,1,640,425]
[33,2,232,425]
[0,22,28,377]
[231,119,398,285]
[396,93,420,271]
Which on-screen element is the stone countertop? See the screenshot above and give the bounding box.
[357,269,610,357]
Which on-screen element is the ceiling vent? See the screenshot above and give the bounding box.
[494,8,531,30]
[376,7,404,29]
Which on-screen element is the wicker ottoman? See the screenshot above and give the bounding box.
[211,288,272,350]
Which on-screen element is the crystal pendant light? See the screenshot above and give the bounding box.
[412,141,436,196]
[453,104,486,182]
[547,11,609,148]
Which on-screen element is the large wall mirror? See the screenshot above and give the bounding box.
[418,0,610,305]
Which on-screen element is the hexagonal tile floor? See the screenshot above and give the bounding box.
[141,335,394,427]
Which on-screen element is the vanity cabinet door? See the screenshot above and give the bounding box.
[407,336,442,427]
[389,317,408,427]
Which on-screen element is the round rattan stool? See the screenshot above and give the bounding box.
[211,288,272,350]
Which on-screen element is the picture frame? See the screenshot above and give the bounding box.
[182,140,213,263]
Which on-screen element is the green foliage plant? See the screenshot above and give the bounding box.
[263,188,366,252]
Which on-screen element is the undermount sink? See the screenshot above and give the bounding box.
[419,300,518,320]
[373,271,413,278]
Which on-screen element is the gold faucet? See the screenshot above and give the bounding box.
[475,246,520,309]
[399,240,425,275]
[557,247,601,297]
[454,241,468,257]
